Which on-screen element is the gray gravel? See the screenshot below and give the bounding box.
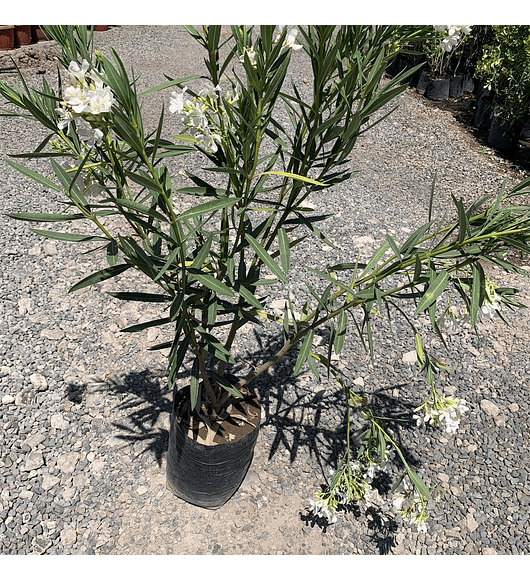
[1,25,530,555]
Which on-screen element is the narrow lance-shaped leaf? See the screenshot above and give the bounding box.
[120,316,172,333]
[278,227,290,274]
[293,329,314,375]
[69,264,131,293]
[334,310,348,355]
[358,239,390,279]
[415,270,450,315]
[190,273,235,297]
[177,197,239,221]
[106,239,119,266]
[106,291,172,303]
[470,263,485,327]
[245,233,288,283]
[29,229,108,243]
[6,160,62,192]
[407,468,433,501]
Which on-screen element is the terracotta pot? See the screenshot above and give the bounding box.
[15,25,32,46]
[93,25,109,31]
[0,26,15,51]
[31,26,49,43]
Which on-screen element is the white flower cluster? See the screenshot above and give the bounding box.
[414,396,469,434]
[308,446,395,524]
[392,476,430,533]
[56,59,115,146]
[308,498,338,523]
[275,25,303,51]
[239,26,302,68]
[434,25,473,52]
[169,85,229,153]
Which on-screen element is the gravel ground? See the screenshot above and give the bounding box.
[1,25,530,555]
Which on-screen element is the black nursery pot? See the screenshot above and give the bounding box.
[425,77,450,101]
[166,385,261,509]
[487,115,522,151]
[449,75,464,99]
[416,70,430,95]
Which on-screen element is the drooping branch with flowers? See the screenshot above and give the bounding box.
[1,25,530,534]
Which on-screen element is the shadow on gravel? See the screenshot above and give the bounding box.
[69,327,425,554]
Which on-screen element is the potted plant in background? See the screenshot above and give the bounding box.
[475,25,530,151]
[0,25,15,51]
[416,25,473,101]
[2,25,530,531]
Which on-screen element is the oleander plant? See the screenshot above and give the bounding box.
[2,25,530,532]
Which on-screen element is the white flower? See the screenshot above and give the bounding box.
[56,106,74,130]
[441,35,460,52]
[285,28,303,51]
[308,499,337,523]
[169,88,187,114]
[63,84,90,114]
[479,299,501,320]
[240,46,257,67]
[416,520,428,533]
[68,59,90,85]
[183,102,208,133]
[195,127,222,153]
[199,84,221,99]
[77,125,104,147]
[86,86,114,115]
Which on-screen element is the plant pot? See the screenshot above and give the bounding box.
[416,70,430,95]
[15,25,32,46]
[166,383,261,509]
[31,26,49,43]
[520,116,530,141]
[487,115,522,151]
[474,95,493,130]
[93,26,109,32]
[449,75,464,99]
[462,73,475,94]
[425,77,450,101]
[0,26,15,51]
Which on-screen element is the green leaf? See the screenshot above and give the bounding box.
[177,197,239,221]
[29,229,107,243]
[259,170,326,187]
[293,329,314,375]
[190,358,201,412]
[334,310,348,355]
[120,316,172,333]
[6,160,62,192]
[106,240,119,266]
[236,284,264,311]
[407,468,433,501]
[69,264,131,293]
[414,333,424,365]
[245,233,287,283]
[470,263,485,326]
[189,272,235,297]
[278,227,290,274]
[359,239,390,279]
[415,270,450,315]
[138,75,201,97]
[106,292,171,303]
[5,211,85,223]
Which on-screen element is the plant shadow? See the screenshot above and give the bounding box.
[64,325,428,554]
